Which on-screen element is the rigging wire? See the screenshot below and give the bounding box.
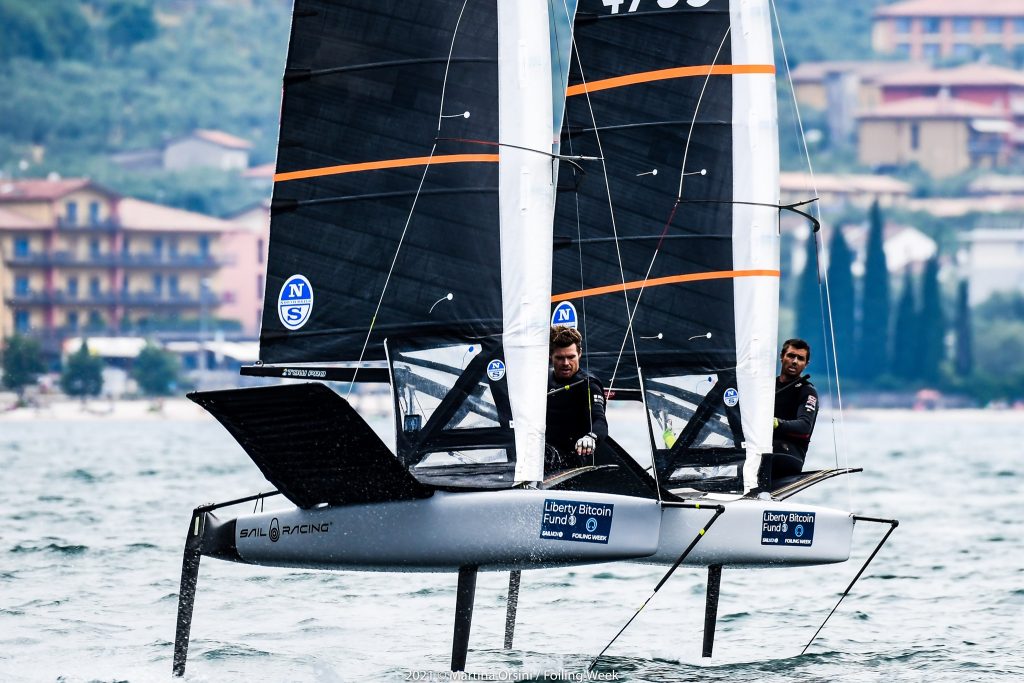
[604,26,731,397]
[554,0,599,465]
[345,0,472,399]
[566,20,643,402]
[770,0,853,509]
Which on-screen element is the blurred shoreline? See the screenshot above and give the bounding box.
[1,394,1021,422]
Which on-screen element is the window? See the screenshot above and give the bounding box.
[922,17,941,34]
[169,239,179,258]
[152,273,163,294]
[14,310,30,332]
[67,277,79,298]
[88,310,103,329]
[953,17,972,34]
[894,17,911,34]
[14,237,29,257]
[257,238,265,264]
[198,235,210,258]
[1015,18,1024,34]
[88,201,101,226]
[89,276,101,297]
[986,18,1003,34]
[923,43,941,60]
[65,201,78,226]
[911,123,921,150]
[169,275,179,296]
[153,237,164,257]
[895,43,912,58]
[15,276,30,296]
[90,238,101,258]
[122,236,130,254]
[257,274,264,299]
[67,311,79,331]
[953,43,975,59]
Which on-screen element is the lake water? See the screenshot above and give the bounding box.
[1,405,1022,682]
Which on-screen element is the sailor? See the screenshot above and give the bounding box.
[545,326,608,472]
[772,338,818,481]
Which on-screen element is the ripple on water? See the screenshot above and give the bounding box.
[10,541,88,555]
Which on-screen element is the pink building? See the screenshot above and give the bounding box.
[873,0,1024,63]
[220,201,270,336]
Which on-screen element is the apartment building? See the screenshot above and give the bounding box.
[873,0,1024,63]
[0,178,251,351]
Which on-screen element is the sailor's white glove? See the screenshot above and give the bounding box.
[575,433,597,456]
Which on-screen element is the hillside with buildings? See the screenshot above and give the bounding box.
[2,0,1024,404]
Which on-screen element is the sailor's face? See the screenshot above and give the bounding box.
[551,345,580,381]
[780,346,809,380]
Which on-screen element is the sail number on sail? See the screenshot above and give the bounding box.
[601,0,712,15]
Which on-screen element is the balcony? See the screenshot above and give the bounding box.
[2,251,223,268]
[56,216,121,231]
[4,289,207,307]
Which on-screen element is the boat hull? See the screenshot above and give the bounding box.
[224,489,663,572]
[643,499,854,569]
[202,491,853,572]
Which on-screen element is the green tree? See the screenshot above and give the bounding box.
[1,334,45,401]
[132,343,179,396]
[891,269,920,381]
[795,230,827,363]
[918,257,945,384]
[953,280,973,377]
[855,200,891,380]
[60,340,104,398]
[826,227,856,379]
[106,0,158,53]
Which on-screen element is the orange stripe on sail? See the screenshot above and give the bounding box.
[566,64,775,97]
[274,153,500,183]
[551,269,780,303]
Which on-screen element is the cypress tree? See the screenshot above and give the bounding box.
[795,229,827,364]
[856,200,890,380]
[892,268,920,381]
[954,279,973,376]
[918,256,945,384]
[826,227,856,379]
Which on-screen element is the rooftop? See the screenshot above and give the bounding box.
[790,60,925,84]
[0,178,108,202]
[876,64,1024,89]
[186,129,253,150]
[118,197,240,233]
[781,172,913,195]
[875,0,1024,18]
[858,95,1007,120]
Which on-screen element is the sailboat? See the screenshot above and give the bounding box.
[172,0,894,676]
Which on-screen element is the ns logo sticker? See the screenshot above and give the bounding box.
[278,274,314,330]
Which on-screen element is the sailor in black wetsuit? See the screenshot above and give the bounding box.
[545,326,608,473]
[772,338,818,481]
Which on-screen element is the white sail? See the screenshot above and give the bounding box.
[498,0,557,483]
[730,0,781,490]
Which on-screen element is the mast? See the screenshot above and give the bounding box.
[730,0,779,488]
[498,0,556,483]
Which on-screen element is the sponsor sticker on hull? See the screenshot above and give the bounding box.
[761,510,816,546]
[540,498,613,544]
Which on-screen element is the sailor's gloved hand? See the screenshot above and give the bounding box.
[773,417,779,429]
[575,433,597,456]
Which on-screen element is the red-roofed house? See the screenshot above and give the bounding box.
[872,0,1024,62]
[0,178,257,348]
[856,95,1012,176]
[163,129,253,171]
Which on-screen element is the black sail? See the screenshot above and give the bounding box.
[261,0,501,364]
[555,1,737,388]
[554,0,779,492]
